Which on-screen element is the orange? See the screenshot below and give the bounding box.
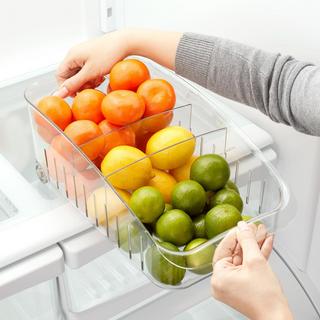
[109,59,150,91]
[50,134,88,172]
[64,168,100,200]
[148,169,177,203]
[99,119,135,156]
[101,90,145,126]
[137,79,176,117]
[37,96,72,130]
[36,96,72,142]
[140,111,173,134]
[72,89,105,124]
[136,131,153,152]
[64,120,104,160]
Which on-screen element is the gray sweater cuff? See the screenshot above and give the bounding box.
[175,33,215,87]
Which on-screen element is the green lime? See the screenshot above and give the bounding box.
[155,209,194,246]
[206,191,215,205]
[146,241,186,285]
[164,203,173,213]
[184,238,215,274]
[119,220,145,253]
[172,180,206,217]
[205,204,242,238]
[190,154,230,191]
[242,215,262,225]
[224,180,239,193]
[210,189,243,213]
[193,214,206,238]
[129,186,165,223]
[241,215,252,222]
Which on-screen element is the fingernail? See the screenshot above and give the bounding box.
[53,86,68,97]
[238,221,249,231]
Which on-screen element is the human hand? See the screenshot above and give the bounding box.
[211,221,293,320]
[55,30,130,97]
[55,29,181,98]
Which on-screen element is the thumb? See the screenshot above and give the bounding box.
[57,64,93,97]
[236,221,263,264]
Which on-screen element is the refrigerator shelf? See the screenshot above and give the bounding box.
[24,57,289,289]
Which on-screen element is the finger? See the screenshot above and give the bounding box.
[255,223,268,248]
[232,224,259,266]
[232,243,242,266]
[61,63,94,97]
[236,221,263,264]
[261,234,274,260]
[213,229,237,264]
[213,256,233,273]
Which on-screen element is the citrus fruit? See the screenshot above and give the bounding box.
[242,215,262,225]
[190,154,230,191]
[184,238,215,274]
[146,241,186,285]
[64,168,100,200]
[193,214,206,238]
[209,189,243,212]
[140,111,173,134]
[205,191,215,207]
[170,155,198,182]
[119,219,146,253]
[101,146,153,190]
[135,131,153,152]
[164,203,173,213]
[87,187,131,226]
[64,120,104,160]
[72,89,105,123]
[129,186,165,223]
[37,96,72,130]
[110,59,150,91]
[137,79,176,117]
[224,180,240,194]
[155,209,194,246]
[101,90,145,126]
[50,134,88,172]
[148,169,177,203]
[205,204,242,238]
[146,126,195,170]
[99,119,135,156]
[172,180,206,217]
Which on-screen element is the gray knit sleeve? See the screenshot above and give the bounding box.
[175,33,320,136]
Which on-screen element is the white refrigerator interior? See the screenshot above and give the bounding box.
[0,0,319,319]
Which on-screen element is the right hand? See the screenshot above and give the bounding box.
[211,221,293,320]
[55,30,130,97]
[55,29,181,98]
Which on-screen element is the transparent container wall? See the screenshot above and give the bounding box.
[105,130,285,288]
[0,280,63,320]
[0,76,65,229]
[25,57,288,290]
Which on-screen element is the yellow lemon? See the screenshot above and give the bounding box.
[101,146,153,190]
[146,126,195,170]
[87,187,131,226]
[170,155,198,182]
[148,169,177,203]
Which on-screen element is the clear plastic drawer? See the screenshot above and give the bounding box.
[25,57,289,289]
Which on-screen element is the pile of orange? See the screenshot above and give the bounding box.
[35,59,176,172]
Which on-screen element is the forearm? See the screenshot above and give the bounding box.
[124,28,182,71]
[175,33,320,136]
